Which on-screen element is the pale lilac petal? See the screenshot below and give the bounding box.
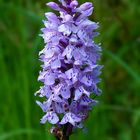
[62,14,73,23]
[41,29,57,43]
[38,71,47,82]
[82,7,93,17]
[45,73,56,85]
[70,0,78,8]
[70,113,81,122]
[41,112,59,124]
[80,74,93,86]
[43,86,52,98]
[74,88,83,100]
[75,3,93,22]
[79,20,99,30]
[52,95,63,102]
[65,68,79,83]
[51,59,61,69]
[69,34,78,44]
[74,60,82,65]
[48,112,59,124]
[80,96,98,106]
[80,86,90,97]
[58,24,71,36]
[43,100,52,111]
[43,20,50,29]
[60,113,81,126]
[45,12,58,22]
[47,2,60,11]
[65,68,73,79]
[55,102,64,113]
[79,2,93,11]
[74,86,90,100]
[60,85,70,99]
[36,100,52,112]
[62,45,74,59]
[40,114,48,124]
[35,86,51,97]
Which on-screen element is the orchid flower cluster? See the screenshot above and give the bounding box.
[35,0,102,139]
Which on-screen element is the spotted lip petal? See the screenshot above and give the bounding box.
[74,86,90,100]
[40,111,59,124]
[80,74,93,86]
[60,85,71,99]
[60,112,81,126]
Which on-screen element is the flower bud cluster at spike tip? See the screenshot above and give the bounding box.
[35,0,102,134]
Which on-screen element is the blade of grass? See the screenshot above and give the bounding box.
[0,3,42,22]
[103,48,140,82]
[0,129,39,140]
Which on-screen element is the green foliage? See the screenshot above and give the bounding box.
[0,0,140,139]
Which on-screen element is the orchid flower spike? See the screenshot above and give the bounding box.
[35,0,102,139]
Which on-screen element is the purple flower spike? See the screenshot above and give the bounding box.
[36,0,102,139]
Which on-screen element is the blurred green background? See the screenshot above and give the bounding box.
[0,0,140,140]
